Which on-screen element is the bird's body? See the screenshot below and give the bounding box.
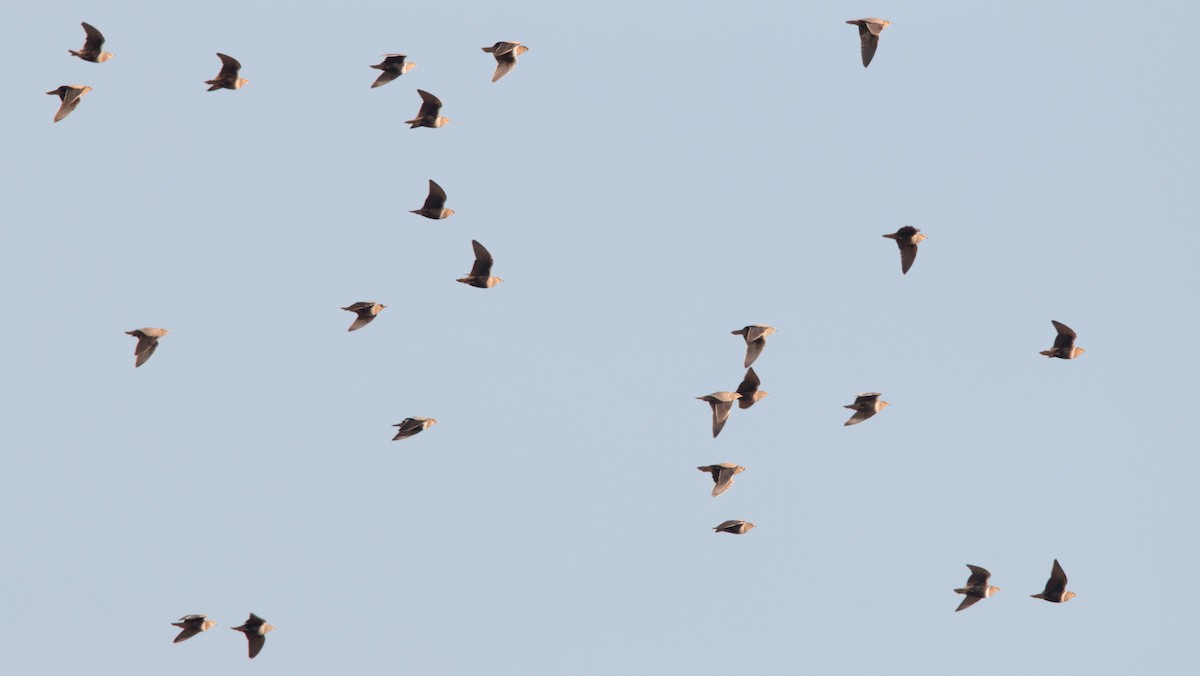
[370,54,416,88]
[843,392,888,426]
[342,302,386,331]
[410,180,455,219]
[482,41,529,82]
[1041,320,1085,359]
[735,367,768,409]
[954,565,1000,612]
[697,392,741,437]
[457,240,503,288]
[732,325,776,368]
[46,85,92,123]
[206,53,248,91]
[846,18,891,67]
[1032,559,1077,603]
[69,22,113,62]
[713,520,755,535]
[231,613,274,659]
[171,614,216,643]
[697,463,745,498]
[406,89,451,128]
[126,328,169,367]
[882,226,926,274]
[392,417,437,440]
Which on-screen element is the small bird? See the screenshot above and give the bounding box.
[69,22,113,62]
[171,614,216,643]
[731,325,776,368]
[126,328,169,367]
[697,392,741,438]
[46,85,92,123]
[410,180,455,220]
[954,565,1001,612]
[457,240,504,288]
[392,417,437,441]
[406,89,451,128]
[882,226,926,274]
[735,368,768,409]
[481,41,530,83]
[369,54,416,88]
[846,18,892,68]
[206,53,248,91]
[843,392,888,426]
[697,463,745,498]
[1031,559,1077,603]
[231,613,274,659]
[1040,320,1085,359]
[342,302,386,331]
[713,520,756,535]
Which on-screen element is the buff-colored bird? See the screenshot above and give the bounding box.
[1041,321,1085,359]
[846,18,891,67]
[370,54,416,88]
[410,180,455,220]
[231,614,274,659]
[69,22,113,62]
[406,89,451,128]
[457,240,503,288]
[1031,559,1077,603]
[171,614,216,643]
[735,368,768,409]
[206,53,248,91]
[342,302,386,331]
[392,417,437,440]
[126,328,168,367]
[47,85,92,123]
[482,41,529,83]
[697,392,741,438]
[732,325,775,368]
[697,463,745,498]
[713,520,756,534]
[954,565,1000,612]
[882,226,926,274]
[843,392,888,426]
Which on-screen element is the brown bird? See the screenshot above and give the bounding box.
[171,614,216,643]
[457,240,504,288]
[882,226,926,274]
[342,302,386,331]
[406,89,451,128]
[954,565,1001,612]
[843,392,888,426]
[231,613,274,659]
[125,328,169,367]
[735,368,768,409]
[392,417,437,440]
[46,85,92,123]
[410,180,455,220]
[1031,559,1077,603]
[370,54,416,88]
[69,22,113,62]
[846,18,891,67]
[481,41,529,83]
[206,53,248,91]
[731,324,776,368]
[697,463,745,498]
[1040,320,1085,359]
[697,392,741,438]
[713,520,756,535]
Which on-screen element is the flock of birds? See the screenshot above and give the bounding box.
[46,15,1093,661]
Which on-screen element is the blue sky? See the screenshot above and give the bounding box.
[2,1,1199,674]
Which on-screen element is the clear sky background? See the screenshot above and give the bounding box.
[2,1,1198,674]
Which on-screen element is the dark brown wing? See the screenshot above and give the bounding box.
[216,53,242,79]
[380,54,407,66]
[955,595,983,612]
[897,241,918,274]
[736,368,760,398]
[423,180,447,210]
[712,467,737,497]
[965,565,991,587]
[854,392,880,406]
[81,22,106,51]
[1043,559,1069,595]
[246,633,265,659]
[858,24,879,67]
[1050,321,1077,349]
[416,89,442,117]
[469,240,494,277]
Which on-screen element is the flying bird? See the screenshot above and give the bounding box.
[69,22,113,62]
[954,565,1000,612]
[846,18,891,67]
[735,368,768,409]
[731,324,776,368]
[882,226,926,274]
[342,302,386,331]
[457,240,504,288]
[843,392,888,426]
[1031,559,1077,603]
[231,613,274,659]
[1040,320,1085,359]
[370,54,416,88]
[697,392,741,438]
[126,328,169,367]
[697,463,745,498]
[206,53,248,91]
[713,520,756,535]
[410,180,455,220]
[171,614,216,643]
[481,41,529,83]
[392,417,437,441]
[406,89,451,128]
[46,85,92,123]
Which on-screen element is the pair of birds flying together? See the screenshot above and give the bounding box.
[171,613,275,659]
[696,325,776,437]
[953,560,1077,612]
[370,40,530,88]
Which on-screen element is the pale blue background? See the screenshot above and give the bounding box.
[2,1,1198,674]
